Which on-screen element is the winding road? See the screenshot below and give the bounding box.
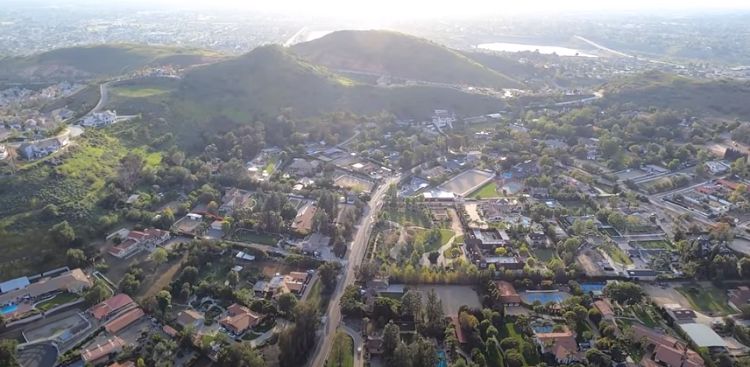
[309,175,400,367]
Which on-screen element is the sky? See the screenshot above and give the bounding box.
[114,0,750,16]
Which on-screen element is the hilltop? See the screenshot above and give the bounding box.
[291,30,524,89]
[601,71,750,118]
[0,44,223,82]
[157,44,504,139]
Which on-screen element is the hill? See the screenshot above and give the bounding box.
[291,30,524,89]
[0,44,223,82]
[165,45,504,134]
[601,71,750,117]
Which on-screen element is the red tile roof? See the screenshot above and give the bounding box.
[90,294,134,320]
[495,281,521,304]
[82,336,125,363]
[104,308,144,334]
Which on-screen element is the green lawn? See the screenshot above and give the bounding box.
[630,304,659,327]
[676,285,735,315]
[469,181,501,199]
[533,247,557,262]
[602,244,633,265]
[112,86,172,98]
[35,292,79,311]
[414,228,455,253]
[633,240,673,250]
[231,230,279,246]
[383,208,432,227]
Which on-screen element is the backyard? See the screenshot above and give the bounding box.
[383,208,432,227]
[35,292,80,312]
[601,243,633,265]
[468,181,501,199]
[231,229,280,246]
[676,284,735,315]
[413,228,455,253]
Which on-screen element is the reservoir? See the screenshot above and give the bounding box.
[477,42,597,57]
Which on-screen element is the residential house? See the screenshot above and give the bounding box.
[0,268,92,307]
[663,304,696,324]
[631,324,705,367]
[219,188,253,215]
[299,232,331,255]
[108,228,170,258]
[467,228,510,250]
[292,202,317,234]
[18,134,69,160]
[495,281,521,306]
[527,231,549,247]
[286,158,321,177]
[728,286,750,312]
[80,110,117,127]
[81,336,125,365]
[365,336,384,355]
[593,299,615,320]
[534,327,581,364]
[220,303,262,335]
[256,272,311,298]
[90,294,135,321]
[104,308,145,334]
[177,309,205,329]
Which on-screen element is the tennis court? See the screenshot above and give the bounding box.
[521,291,571,304]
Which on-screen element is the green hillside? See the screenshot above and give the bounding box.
[168,45,504,126]
[291,30,524,89]
[601,71,750,117]
[0,44,223,82]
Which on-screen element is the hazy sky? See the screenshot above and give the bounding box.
[121,0,750,16]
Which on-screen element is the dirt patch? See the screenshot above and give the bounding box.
[415,285,480,317]
[138,254,186,301]
[576,249,605,276]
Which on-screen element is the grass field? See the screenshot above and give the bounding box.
[383,208,432,227]
[468,181,501,199]
[112,86,172,98]
[533,247,557,262]
[35,292,79,312]
[629,304,660,327]
[633,240,673,250]
[602,244,633,265]
[676,285,735,315]
[231,230,279,246]
[414,228,454,253]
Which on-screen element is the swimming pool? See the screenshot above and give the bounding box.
[1,304,18,315]
[531,324,555,333]
[436,350,447,367]
[580,282,606,295]
[521,291,571,305]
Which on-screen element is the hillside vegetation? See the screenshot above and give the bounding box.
[166,45,504,134]
[601,71,750,118]
[291,30,524,89]
[0,44,223,82]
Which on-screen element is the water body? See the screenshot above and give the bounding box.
[477,42,597,57]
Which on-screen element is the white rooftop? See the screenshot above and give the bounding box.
[680,323,728,348]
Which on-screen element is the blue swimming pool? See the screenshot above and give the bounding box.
[521,291,571,304]
[580,282,606,295]
[1,304,18,315]
[436,350,447,367]
[532,324,555,333]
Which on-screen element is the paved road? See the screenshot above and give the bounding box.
[309,175,400,367]
[340,324,364,367]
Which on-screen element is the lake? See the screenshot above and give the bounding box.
[477,42,597,57]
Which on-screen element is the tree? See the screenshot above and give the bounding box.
[218,341,265,367]
[485,337,505,367]
[277,293,298,316]
[227,271,240,287]
[392,342,413,367]
[586,348,612,367]
[117,152,145,190]
[329,331,350,367]
[604,282,644,305]
[383,321,401,359]
[120,273,141,295]
[50,221,75,247]
[428,251,440,264]
[85,281,109,306]
[155,290,172,317]
[66,248,88,268]
[400,290,423,322]
[340,285,364,317]
[279,302,319,367]
[317,262,339,292]
[0,339,19,367]
[151,248,168,266]
[180,282,192,301]
[424,289,446,337]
